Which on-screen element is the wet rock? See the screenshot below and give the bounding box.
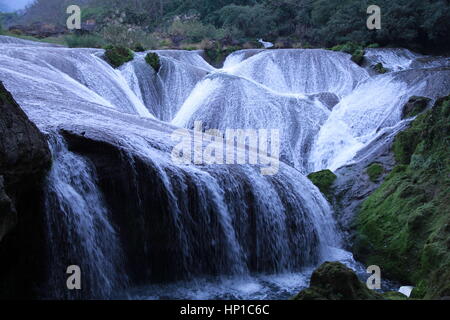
[0,82,51,298]
[310,92,340,110]
[0,81,51,240]
[307,170,337,199]
[294,262,383,300]
[401,96,431,119]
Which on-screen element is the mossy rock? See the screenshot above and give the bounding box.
[373,62,388,74]
[294,262,384,300]
[382,291,409,300]
[355,95,450,299]
[330,42,365,65]
[104,46,134,68]
[307,170,337,197]
[367,163,384,182]
[204,45,241,68]
[145,52,161,73]
[401,96,431,119]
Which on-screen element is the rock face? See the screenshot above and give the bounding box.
[0,82,51,298]
[329,132,397,238]
[294,262,383,300]
[354,95,450,299]
[401,96,431,119]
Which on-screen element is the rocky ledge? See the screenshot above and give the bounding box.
[0,82,52,298]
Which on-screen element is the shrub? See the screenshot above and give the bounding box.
[330,42,365,65]
[203,45,241,67]
[145,52,161,72]
[104,46,134,68]
[168,19,226,43]
[133,44,146,52]
[100,24,158,49]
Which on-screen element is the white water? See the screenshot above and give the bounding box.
[1,35,449,299]
[44,136,127,299]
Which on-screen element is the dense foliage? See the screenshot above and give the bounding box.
[2,0,448,53]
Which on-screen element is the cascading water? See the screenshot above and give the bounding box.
[44,135,126,299]
[1,34,449,299]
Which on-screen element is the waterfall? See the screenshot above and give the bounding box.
[2,34,449,299]
[43,135,126,299]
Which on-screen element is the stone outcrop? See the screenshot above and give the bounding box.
[401,96,431,119]
[0,82,51,298]
[354,95,450,299]
[294,262,384,300]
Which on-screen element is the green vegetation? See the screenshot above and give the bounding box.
[4,0,447,53]
[354,95,450,299]
[373,63,388,74]
[307,170,337,198]
[367,163,384,182]
[145,52,161,73]
[204,45,241,67]
[330,42,365,65]
[104,46,134,68]
[294,262,384,300]
[65,34,106,48]
[401,96,431,120]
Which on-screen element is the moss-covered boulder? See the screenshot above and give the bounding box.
[367,163,384,182]
[373,62,388,74]
[145,52,161,73]
[204,45,241,68]
[104,46,134,68]
[330,43,365,65]
[401,96,431,119]
[307,170,337,198]
[294,262,384,300]
[354,95,450,299]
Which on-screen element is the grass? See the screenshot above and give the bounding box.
[0,31,66,46]
[367,163,384,182]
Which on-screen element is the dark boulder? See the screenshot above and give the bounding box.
[0,82,51,298]
[294,262,384,300]
[401,96,431,119]
[0,81,51,240]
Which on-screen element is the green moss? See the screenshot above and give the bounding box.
[367,163,384,182]
[307,170,337,198]
[382,291,409,300]
[204,45,241,67]
[330,42,365,65]
[294,262,384,300]
[374,62,388,74]
[355,95,450,299]
[145,52,161,73]
[104,46,134,68]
